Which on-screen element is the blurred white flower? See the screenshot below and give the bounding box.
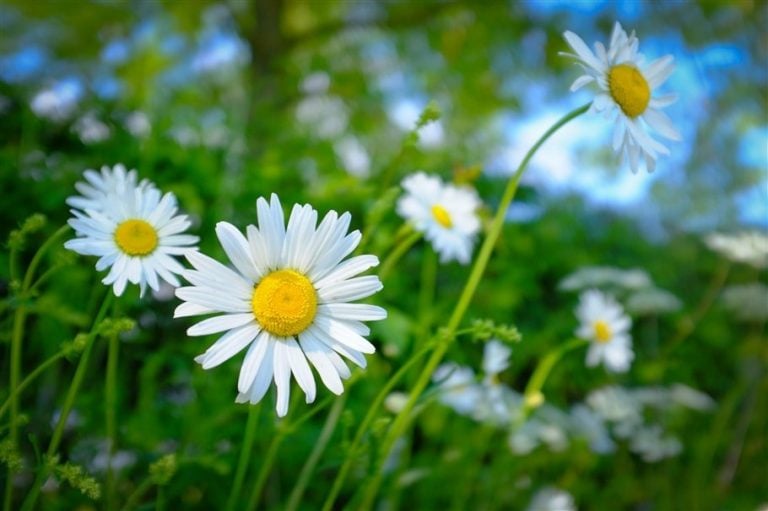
[397,172,482,264]
[124,111,151,138]
[625,287,682,315]
[669,384,715,411]
[482,339,512,377]
[575,289,634,372]
[562,22,680,172]
[721,283,768,322]
[335,136,371,177]
[705,231,768,268]
[72,112,111,144]
[526,486,577,511]
[569,404,615,454]
[559,266,651,291]
[295,95,349,139]
[31,81,81,121]
[433,363,482,416]
[630,425,682,462]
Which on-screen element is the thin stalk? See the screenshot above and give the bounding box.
[20,291,114,511]
[0,351,66,419]
[321,345,432,511]
[4,224,70,511]
[285,395,346,511]
[120,478,153,511]
[225,405,261,511]
[105,331,120,510]
[515,338,587,429]
[356,103,590,510]
[378,230,422,281]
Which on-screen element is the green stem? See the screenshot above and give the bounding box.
[378,230,422,281]
[320,345,432,511]
[356,103,590,510]
[515,338,588,429]
[120,478,153,511]
[105,331,119,511]
[285,395,346,511]
[22,225,71,291]
[225,405,261,511]
[0,351,66,419]
[20,291,114,511]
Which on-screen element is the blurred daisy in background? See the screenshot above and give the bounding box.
[705,231,768,268]
[175,194,386,417]
[397,171,481,264]
[526,486,577,511]
[66,163,157,213]
[575,289,633,372]
[562,22,681,173]
[65,172,198,297]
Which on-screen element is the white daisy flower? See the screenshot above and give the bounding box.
[174,194,386,417]
[575,289,633,372]
[396,172,481,264]
[64,180,198,297]
[562,22,681,173]
[482,339,512,378]
[66,163,157,213]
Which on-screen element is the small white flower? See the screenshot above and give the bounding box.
[575,289,633,372]
[526,487,577,511]
[65,177,198,297]
[433,363,482,416]
[562,22,681,173]
[175,194,386,417]
[67,164,157,213]
[705,231,768,268]
[482,339,511,378]
[396,172,481,264]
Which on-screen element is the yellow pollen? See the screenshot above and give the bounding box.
[114,219,158,256]
[252,270,318,337]
[431,204,453,228]
[608,64,651,118]
[593,320,613,343]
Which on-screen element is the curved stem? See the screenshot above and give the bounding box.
[22,225,70,291]
[105,331,120,510]
[120,478,153,511]
[321,345,432,511]
[0,351,66,419]
[378,229,422,282]
[515,338,588,429]
[20,291,114,511]
[225,405,261,511]
[356,103,590,510]
[285,395,346,511]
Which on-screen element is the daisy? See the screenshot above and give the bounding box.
[562,22,681,173]
[575,289,633,372]
[396,172,481,264]
[66,163,158,213]
[174,194,386,417]
[64,179,198,297]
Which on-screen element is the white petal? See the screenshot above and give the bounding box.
[273,341,292,417]
[298,332,344,395]
[285,338,316,403]
[257,194,286,270]
[309,325,367,368]
[313,255,379,290]
[216,222,262,281]
[312,316,376,354]
[174,301,215,318]
[197,323,261,369]
[317,276,383,303]
[238,331,270,393]
[642,109,681,141]
[244,337,275,404]
[176,287,250,313]
[563,30,605,72]
[644,55,674,88]
[570,74,595,92]
[187,313,256,336]
[317,303,387,321]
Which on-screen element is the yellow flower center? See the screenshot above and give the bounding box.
[593,320,613,343]
[114,219,158,256]
[431,204,453,228]
[608,64,651,118]
[251,270,318,337]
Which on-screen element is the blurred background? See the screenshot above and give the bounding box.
[0,1,766,510]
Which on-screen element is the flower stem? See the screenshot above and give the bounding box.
[225,405,261,511]
[0,351,66,419]
[20,290,114,511]
[4,224,70,511]
[515,338,588,429]
[285,395,346,511]
[105,330,120,510]
[378,229,422,281]
[356,103,590,510]
[321,345,432,511]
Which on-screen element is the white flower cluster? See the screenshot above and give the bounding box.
[705,231,768,268]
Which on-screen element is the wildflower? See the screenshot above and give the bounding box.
[526,487,577,511]
[65,173,197,297]
[705,231,768,268]
[396,172,481,264]
[562,22,681,172]
[66,164,156,213]
[575,289,633,372]
[175,194,386,416]
[482,339,512,378]
[433,363,482,416]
